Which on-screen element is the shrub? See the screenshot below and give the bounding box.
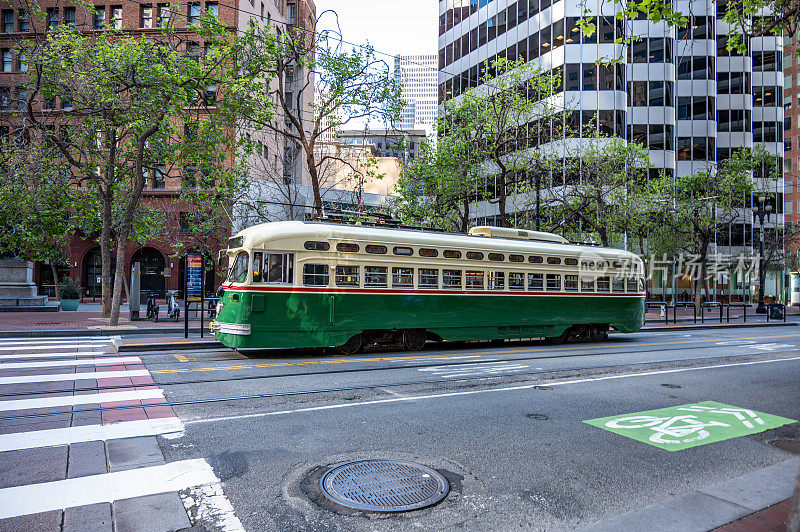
[58,277,82,300]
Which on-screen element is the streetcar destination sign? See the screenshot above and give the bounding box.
[584,401,795,451]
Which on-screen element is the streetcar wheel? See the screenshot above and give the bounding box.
[336,334,363,355]
[402,329,427,351]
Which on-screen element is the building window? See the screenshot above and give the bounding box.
[15,87,26,111]
[18,9,28,32]
[153,165,166,188]
[47,8,58,30]
[158,4,171,26]
[188,3,200,24]
[287,3,295,24]
[1,49,10,72]
[64,7,75,27]
[17,52,26,72]
[93,6,105,29]
[2,10,12,33]
[205,85,217,104]
[110,6,122,29]
[206,2,218,16]
[0,87,10,110]
[140,5,153,28]
[187,42,200,61]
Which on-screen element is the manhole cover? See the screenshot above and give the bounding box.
[320,459,449,512]
[769,439,800,455]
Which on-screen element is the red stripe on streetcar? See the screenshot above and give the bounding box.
[221,284,644,297]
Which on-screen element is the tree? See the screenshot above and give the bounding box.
[236,13,404,218]
[531,128,651,247]
[0,140,73,299]
[19,14,265,325]
[646,147,773,309]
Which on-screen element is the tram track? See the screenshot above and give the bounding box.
[0,339,789,399]
[0,349,796,421]
[0,335,798,399]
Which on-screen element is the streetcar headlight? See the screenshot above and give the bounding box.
[216,301,224,314]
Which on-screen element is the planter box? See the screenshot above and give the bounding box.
[60,299,80,311]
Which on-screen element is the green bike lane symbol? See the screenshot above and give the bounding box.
[584,401,796,451]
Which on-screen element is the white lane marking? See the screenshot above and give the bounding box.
[0,458,218,519]
[405,356,495,366]
[0,351,114,361]
[748,343,796,352]
[434,365,530,379]
[182,483,245,532]
[0,369,151,385]
[716,340,759,346]
[0,417,184,453]
[0,336,117,344]
[418,361,526,371]
[0,343,112,351]
[0,356,140,370]
[0,389,164,412]
[186,356,800,426]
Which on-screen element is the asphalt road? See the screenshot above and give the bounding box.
[131,325,800,531]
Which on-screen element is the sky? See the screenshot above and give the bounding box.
[313,0,438,58]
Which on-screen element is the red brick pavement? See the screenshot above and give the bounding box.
[714,498,793,531]
[0,311,189,331]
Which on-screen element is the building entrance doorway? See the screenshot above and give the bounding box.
[131,247,166,298]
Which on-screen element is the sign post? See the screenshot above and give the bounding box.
[186,254,203,339]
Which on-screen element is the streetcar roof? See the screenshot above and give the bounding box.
[230,221,641,262]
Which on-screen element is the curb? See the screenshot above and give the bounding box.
[578,457,800,532]
[0,327,206,339]
[114,339,223,352]
[642,321,797,332]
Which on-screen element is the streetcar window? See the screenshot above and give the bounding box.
[418,268,439,288]
[252,252,263,283]
[392,267,414,288]
[528,273,543,290]
[467,251,484,260]
[304,241,329,251]
[488,271,505,290]
[227,251,249,283]
[564,274,578,292]
[547,257,562,265]
[337,243,359,253]
[393,246,413,256]
[366,244,387,254]
[228,236,243,249]
[465,270,484,289]
[612,277,625,292]
[613,261,622,268]
[626,277,637,292]
[597,276,611,292]
[265,253,294,283]
[546,274,561,291]
[419,248,438,257]
[488,253,504,262]
[509,272,525,290]
[303,264,329,286]
[565,258,578,266]
[443,250,461,259]
[581,276,595,292]
[443,269,462,289]
[509,254,524,262]
[364,266,388,287]
[335,265,359,286]
[529,256,543,263]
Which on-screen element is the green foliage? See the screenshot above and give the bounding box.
[58,277,82,300]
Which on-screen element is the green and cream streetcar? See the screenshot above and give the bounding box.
[211,221,645,352]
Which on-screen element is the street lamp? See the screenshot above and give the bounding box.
[752,195,772,314]
[533,146,542,231]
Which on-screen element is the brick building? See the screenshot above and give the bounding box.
[0,0,315,300]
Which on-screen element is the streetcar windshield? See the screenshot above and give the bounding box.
[227,251,249,283]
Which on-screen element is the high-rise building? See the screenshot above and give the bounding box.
[394,54,438,135]
[783,34,799,302]
[438,0,785,299]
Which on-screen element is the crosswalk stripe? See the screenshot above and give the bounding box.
[0,356,140,370]
[0,369,151,385]
[0,339,114,346]
[0,418,184,453]
[0,337,117,344]
[0,351,114,361]
[0,458,217,519]
[0,344,113,352]
[0,389,164,412]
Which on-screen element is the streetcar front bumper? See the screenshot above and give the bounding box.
[210,321,251,336]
